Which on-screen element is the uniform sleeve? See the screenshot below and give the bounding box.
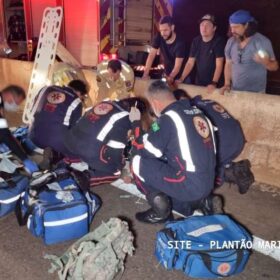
[224,38,233,60]
[101,117,131,171]
[175,39,187,58]
[151,33,161,49]
[105,117,131,148]
[0,116,27,161]
[136,115,172,159]
[64,98,82,128]
[214,37,226,58]
[69,101,83,128]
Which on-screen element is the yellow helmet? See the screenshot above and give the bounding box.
[51,62,87,87]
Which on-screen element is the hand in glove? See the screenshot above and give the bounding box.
[129,106,141,123]
[23,159,39,175]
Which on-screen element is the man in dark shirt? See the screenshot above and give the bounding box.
[176,14,225,93]
[0,85,38,174]
[142,16,187,84]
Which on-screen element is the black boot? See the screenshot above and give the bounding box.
[225,160,255,194]
[199,195,224,215]
[136,193,173,224]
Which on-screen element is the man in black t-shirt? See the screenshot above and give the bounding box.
[175,14,225,93]
[142,16,187,84]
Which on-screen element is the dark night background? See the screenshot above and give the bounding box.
[172,0,280,93]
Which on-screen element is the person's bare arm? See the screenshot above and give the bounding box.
[175,57,195,84]
[168,57,184,81]
[220,58,232,95]
[207,57,224,93]
[254,53,279,71]
[142,48,158,79]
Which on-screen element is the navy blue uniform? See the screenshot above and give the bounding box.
[132,99,216,213]
[191,96,245,184]
[29,86,82,155]
[0,94,27,160]
[64,101,131,186]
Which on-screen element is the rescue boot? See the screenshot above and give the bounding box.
[225,160,254,194]
[136,193,173,224]
[199,195,224,215]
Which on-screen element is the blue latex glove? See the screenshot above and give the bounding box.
[12,125,29,138]
[21,138,38,153]
[23,159,39,174]
[0,143,10,153]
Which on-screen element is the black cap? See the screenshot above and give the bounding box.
[199,14,216,26]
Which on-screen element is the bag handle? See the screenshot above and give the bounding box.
[15,198,33,226]
[198,250,244,277]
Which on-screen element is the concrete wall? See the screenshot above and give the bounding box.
[0,58,279,187]
[134,80,280,188]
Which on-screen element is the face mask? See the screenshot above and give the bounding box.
[4,101,19,112]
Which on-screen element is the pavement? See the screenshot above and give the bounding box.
[0,181,279,280]
[1,111,279,279]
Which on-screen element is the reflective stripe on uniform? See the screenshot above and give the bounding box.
[132,155,145,182]
[205,116,216,154]
[97,111,129,141]
[107,140,126,149]
[63,98,81,126]
[0,118,8,129]
[165,110,196,172]
[143,134,163,158]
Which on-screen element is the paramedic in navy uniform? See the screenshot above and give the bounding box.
[64,97,146,187]
[0,85,38,174]
[130,81,222,223]
[29,79,88,161]
[174,89,254,194]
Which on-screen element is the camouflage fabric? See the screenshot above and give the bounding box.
[45,218,134,280]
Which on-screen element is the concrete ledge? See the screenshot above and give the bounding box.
[0,58,279,187]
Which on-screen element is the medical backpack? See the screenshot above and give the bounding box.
[45,218,135,280]
[16,168,101,245]
[155,214,252,278]
[0,173,28,217]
